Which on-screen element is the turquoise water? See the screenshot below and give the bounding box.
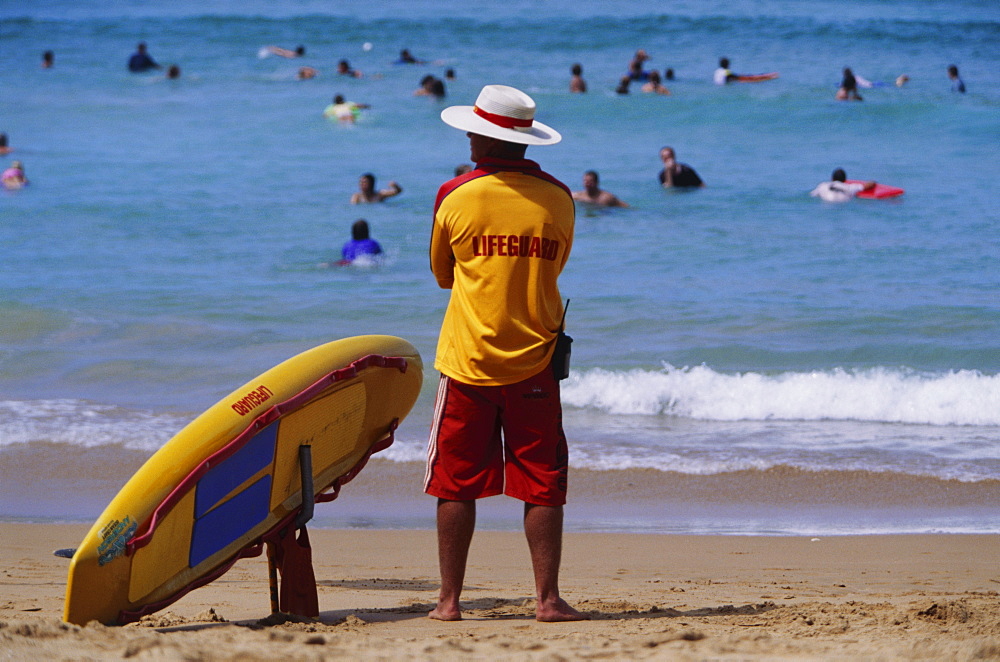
[2,0,999,533]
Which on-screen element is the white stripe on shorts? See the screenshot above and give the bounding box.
[423,374,450,492]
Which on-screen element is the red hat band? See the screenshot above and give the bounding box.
[473,105,533,130]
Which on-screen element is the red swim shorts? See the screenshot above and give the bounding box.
[424,369,569,506]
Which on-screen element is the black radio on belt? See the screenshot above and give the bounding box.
[552,300,572,381]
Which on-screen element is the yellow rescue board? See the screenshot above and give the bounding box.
[64,335,422,625]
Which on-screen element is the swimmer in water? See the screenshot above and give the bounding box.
[337,59,363,78]
[128,42,161,73]
[323,94,370,123]
[340,219,383,263]
[415,75,446,98]
[658,147,704,188]
[948,64,965,93]
[572,170,629,207]
[2,160,29,189]
[641,70,670,95]
[714,57,737,85]
[628,49,651,80]
[836,67,863,101]
[810,168,876,202]
[350,173,402,204]
[266,45,306,58]
[396,48,426,64]
[570,63,587,93]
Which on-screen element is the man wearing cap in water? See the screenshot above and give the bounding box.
[426,84,586,623]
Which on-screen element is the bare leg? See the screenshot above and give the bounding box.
[523,503,589,622]
[429,498,476,621]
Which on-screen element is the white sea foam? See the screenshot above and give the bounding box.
[562,365,1000,426]
[0,400,187,451]
[377,438,428,464]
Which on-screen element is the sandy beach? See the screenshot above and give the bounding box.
[4,1,999,659]
[3,521,998,660]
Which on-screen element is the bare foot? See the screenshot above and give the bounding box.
[536,597,590,622]
[428,604,462,621]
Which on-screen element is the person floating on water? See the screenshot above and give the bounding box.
[948,65,965,93]
[350,173,401,203]
[428,83,587,623]
[340,219,383,264]
[836,67,863,101]
[809,168,875,202]
[713,57,738,85]
[42,50,54,68]
[658,146,704,188]
[166,65,181,79]
[266,45,305,58]
[572,170,629,207]
[128,42,161,73]
[323,94,369,123]
[0,133,11,156]
[2,160,28,189]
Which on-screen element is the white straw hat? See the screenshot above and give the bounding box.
[440,84,561,146]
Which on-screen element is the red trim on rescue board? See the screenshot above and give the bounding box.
[126,354,409,556]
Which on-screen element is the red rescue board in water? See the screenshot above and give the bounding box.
[848,180,905,199]
[736,72,779,82]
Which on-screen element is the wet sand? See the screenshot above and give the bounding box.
[6,454,998,535]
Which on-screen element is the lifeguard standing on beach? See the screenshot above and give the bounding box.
[425,84,586,622]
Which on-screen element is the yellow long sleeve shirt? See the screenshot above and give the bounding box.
[430,157,574,386]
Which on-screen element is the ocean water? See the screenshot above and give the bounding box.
[2,0,999,535]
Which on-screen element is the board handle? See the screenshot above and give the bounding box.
[295,445,314,529]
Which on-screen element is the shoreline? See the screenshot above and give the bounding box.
[3,523,998,660]
[3,455,999,535]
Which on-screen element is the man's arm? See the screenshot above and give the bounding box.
[379,181,402,200]
[429,215,455,289]
[599,191,628,207]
